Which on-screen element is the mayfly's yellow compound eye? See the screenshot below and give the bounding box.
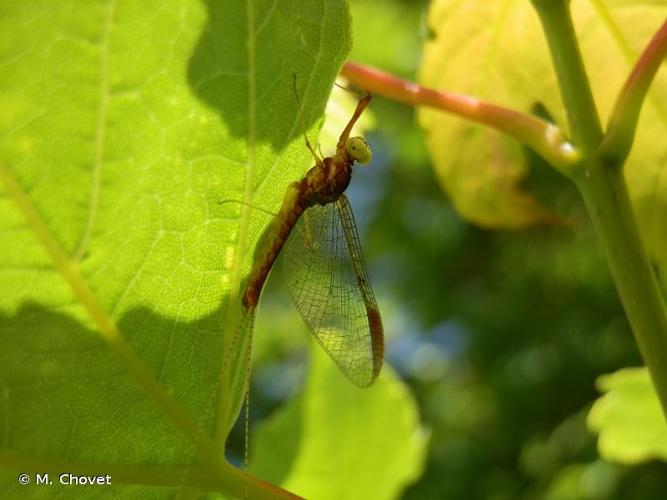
[345,136,372,165]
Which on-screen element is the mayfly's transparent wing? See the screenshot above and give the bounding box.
[283,194,384,387]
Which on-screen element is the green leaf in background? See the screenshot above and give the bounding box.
[348,0,425,78]
[542,461,620,500]
[419,0,667,235]
[588,367,667,464]
[0,0,352,496]
[250,344,427,500]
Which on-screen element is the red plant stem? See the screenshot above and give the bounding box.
[341,61,579,173]
[601,19,667,164]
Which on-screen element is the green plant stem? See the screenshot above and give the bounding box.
[601,19,667,164]
[576,162,667,406]
[532,0,604,150]
[341,62,579,173]
[533,0,667,417]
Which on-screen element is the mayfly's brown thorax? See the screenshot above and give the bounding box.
[298,156,353,208]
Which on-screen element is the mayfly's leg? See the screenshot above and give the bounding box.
[336,91,372,152]
[301,210,315,250]
[291,206,315,250]
[304,133,324,168]
[218,199,278,217]
[292,73,325,168]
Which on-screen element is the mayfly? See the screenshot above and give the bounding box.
[241,87,384,387]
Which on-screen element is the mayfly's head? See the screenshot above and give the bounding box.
[346,136,372,165]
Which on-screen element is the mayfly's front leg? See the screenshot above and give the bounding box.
[336,93,372,153]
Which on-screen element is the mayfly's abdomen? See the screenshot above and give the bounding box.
[242,184,303,310]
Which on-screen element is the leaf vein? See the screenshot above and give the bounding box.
[255,0,279,35]
[73,0,116,262]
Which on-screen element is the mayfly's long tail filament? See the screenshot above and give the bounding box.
[242,309,255,500]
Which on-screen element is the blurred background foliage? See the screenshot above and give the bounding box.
[229,0,667,499]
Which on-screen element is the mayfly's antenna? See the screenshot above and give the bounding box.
[334,80,364,99]
[335,80,372,103]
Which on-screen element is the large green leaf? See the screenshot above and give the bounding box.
[419,0,667,235]
[588,367,667,464]
[0,0,351,497]
[250,344,427,500]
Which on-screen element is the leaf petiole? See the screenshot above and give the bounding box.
[341,61,580,174]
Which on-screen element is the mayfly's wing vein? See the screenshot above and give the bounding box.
[283,196,383,387]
